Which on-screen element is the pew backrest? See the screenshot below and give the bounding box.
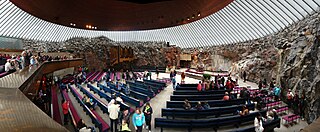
[162,104,255,119]
[166,99,246,108]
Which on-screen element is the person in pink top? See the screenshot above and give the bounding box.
[197,81,202,92]
[223,92,230,101]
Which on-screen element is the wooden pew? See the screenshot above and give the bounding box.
[170,94,236,101]
[155,110,267,132]
[162,104,255,119]
[166,99,246,108]
[173,90,227,95]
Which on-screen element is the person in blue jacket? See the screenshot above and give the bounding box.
[132,108,145,132]
[273,87,281,101]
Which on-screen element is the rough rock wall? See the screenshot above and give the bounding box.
[164,46,181,67]
[278,36,320,124]
[115,41,167,67]
[211,54,232,71]
[22,37,167,70]
[215,42,279,84]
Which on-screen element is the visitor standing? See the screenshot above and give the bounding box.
[273,87,281,101]
[293,92,300,114]
[299,94,306,120]
[156,67,159,79]
[258,80,263,90]
[125,70,130,80]
[171,71,176,90]
[119,109,131,129]
[108,101,120,132]
[243,71,247,83]
[148,70,152,80]
[61,99,69,125]
[287,89,294,108]
[181,72,185,83]
[197,81,202,92]
[254,114,264,132]
[221,76,225,86]
[143,103,153,132]
[132,108,145,132]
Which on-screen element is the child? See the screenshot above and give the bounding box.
[120,120,131,132]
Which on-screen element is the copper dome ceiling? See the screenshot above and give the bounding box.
[9,0,234,31]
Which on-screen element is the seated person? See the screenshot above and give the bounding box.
[239,105,249,116]
[194,101,203,111]
[176,83,180,90]
[203,101,210,109]
[272,109,279,120]
[183,99,191,110]
[229,93,236,100]
[262,112,274,123]
[116,82,122,91]
[83,95,94,110]
[82,95,88,103]
[124,84,130,95]
[87,99,95,110]
[78,119,93,132]
[222,92,230,101]
[111,93,117,99]
[147,86,154,94]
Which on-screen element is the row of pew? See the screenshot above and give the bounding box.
[67,85,110,132]
[154,83,281,132]
[156,110,267,132]
[82,84,132,112]
[100,83,150,102]
[95,83,143,107]
[62,78,167,131]
[85,71,105,82]
[162,103,255,119]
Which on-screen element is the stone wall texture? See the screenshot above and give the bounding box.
[22,37,168,70]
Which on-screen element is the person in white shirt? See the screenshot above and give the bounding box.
[4,59,14,72]
[108,101,120,132]
[254,114,264,132]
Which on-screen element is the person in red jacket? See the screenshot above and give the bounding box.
[61,99,69,125]
[226,80,231,89]
[197,81,202,92]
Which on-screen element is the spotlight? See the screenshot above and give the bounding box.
[88,25,92,29]
[198,13,201,17]
[70,23,73,25]
[187,17,190,21]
